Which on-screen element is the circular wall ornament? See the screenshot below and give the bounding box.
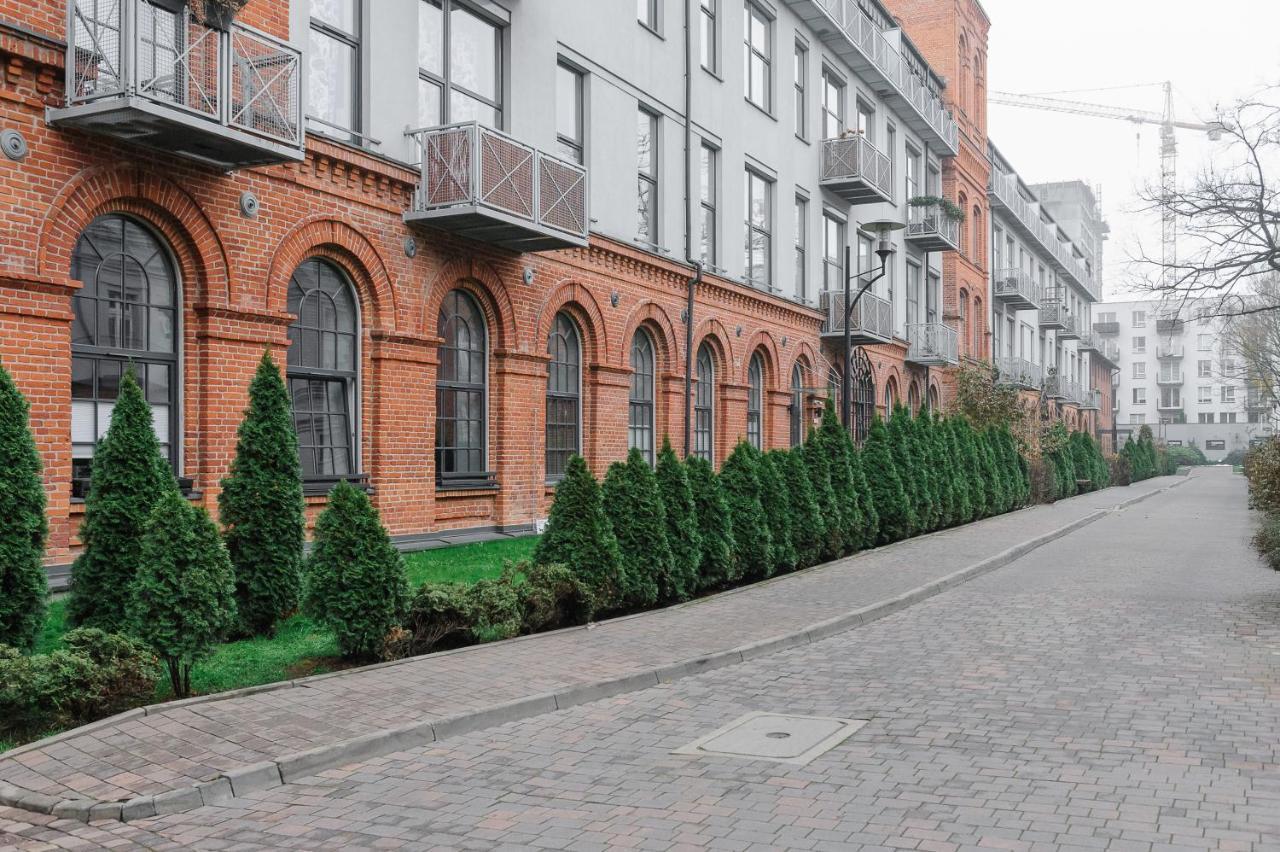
[1,129,28,161]
[238,190,259,219]
[404,236,418,258]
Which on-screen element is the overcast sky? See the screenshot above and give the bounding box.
[983,0,1280,301]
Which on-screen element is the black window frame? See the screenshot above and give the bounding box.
[822,210,845,295]
[794,193,808,303]
[700,0,718,73]
[308,0,362,143]
[417,0,505,130]
[693,344,715,463]
[793,39,807,140]
[699,140,718,266]
[744,1,772,114]
[747,353,764,450]
[744,167,773,290]
[545,312,582,483]
[637,105,660,245]
[436,289,492,488]
[629,328,656,465]
[555,60,585,164]
[789,363,806,447]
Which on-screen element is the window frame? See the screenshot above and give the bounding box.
[435,288,492,488]
[309,0,362,141]
[693,344,715,463]
[794,192,809,303]
[700,0,718,73]
[793,39,807,140]
[628,328,657,465]
[638,0,659,33]
[820,65,845,140]
[744,167,773,290]
[545,312,582,483]
[747,353,764,450]
[555,60,585,164]
[699,140,718,266]
[789,363,805,447]
[822,209,845,296]
[637,105,660,246]
[743,1,772,114]
[417,0,505,130]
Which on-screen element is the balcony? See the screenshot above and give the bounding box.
[1057,310,1081,341]
[992,268,1043,311]
[1043,374,1067,399]
[1080,389,1103,410]
[1039,300,1070,332]
[1156,343,1185,359]
[905,322,958,366]
[994,356,1042,390]
[49,0,304,169]
[905,203,960,252]
[780,0,958,154]
[1079,333,1120,367]
[1156,372,1185,386]
[405,122,588,252]
[820,290,893,345]
[1156,399,1184,413]
[1156,311,1186,334]
[1248,391,1272,411]
[1093,320,1120,335]
[988,170,1098,300]
[820,135,893,204]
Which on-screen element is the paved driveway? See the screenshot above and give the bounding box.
[3,467,1278,850]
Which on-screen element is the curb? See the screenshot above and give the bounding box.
[4,479,1187,824]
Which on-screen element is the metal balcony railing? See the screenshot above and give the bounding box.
[1043,374,1066,399]
[1156,310,1187,334]
[906,322,959,366]
[787,0,958,152]
[1156,371,1185,386]
[994,356,1043,390]
[1157,343,1185,359]
[1093,320,1120,335]
[55,0,303,167]
[1080,389,1103,410]
[905,203,960,252]
[1039,300,1070,330]
[820,135,893,204]
[992,268,1044,311]
[406,122,589,251]
[988,170,1097,300]
[821,290,893,344]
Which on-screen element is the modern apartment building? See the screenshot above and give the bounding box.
[1098,299,1276,460]
[986,145,1114,445]
[0,0,966,566]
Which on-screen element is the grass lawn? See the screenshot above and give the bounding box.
[21,534,539,717]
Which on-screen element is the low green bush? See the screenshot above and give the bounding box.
[466,577,523,643]
[1109,453,1133,487]
[1251,512,1280,571]
[505,561,594,634]
[399,582,474,656]
[1165,444,1208,468]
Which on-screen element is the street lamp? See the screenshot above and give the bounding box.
[841,219,905,432]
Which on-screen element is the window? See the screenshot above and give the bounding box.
[1198,412,1214,424]
[906,145,921,203]
[1198,333,1212,351]
[744,2,771,112]
[1132,336,1146,354]
[694,344,715,462]
[418,0,503,128]
[855,99,874,142]
[1132,362,1146,379]
[747,353,764,450]
[1160,387,1180,409]
[638,0,658,31]
[699,142,718,265]
[906,261,921,331]
[629,329,656,464]
[958,288,968,350]
[820,67,844,139]
[1130,414,1146,425]
[287,259,359,480]
[1198,359,1212,378]
[1222,412,1238,424]
[794,195,808,302]
[1222,385,1236,404]
[822,211,844,294]
[1206,439,1226,451]
[1131,309,1146,328]
[1132,388,1147,405]
[793,41,807,139]
[927,271,940,323]
[71,215,179,494]
[555,62,584,164]
[545,313,581,482]
[1198,386,1212,404]
[789,363,805,447]
[637,107,659,244]
[700,0,717,72]
[1097,311,1116,324]
[744,168,772,289]
[310,0,360,139]
[436,290,488,486]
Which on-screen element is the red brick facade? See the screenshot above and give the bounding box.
[0,4,852,564]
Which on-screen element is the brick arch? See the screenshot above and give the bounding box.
[422,255,517,351]
[268,217,397,332]
[928,375,944,410]
[534,280,609,365]
[692,318,735,378]
[39,163,230,307]
[619,301,680,372]
[740,330,781,389]
[877,364,904,412]
[787,340,821,384]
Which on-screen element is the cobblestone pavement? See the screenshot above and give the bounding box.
[0,477,1177,811]
[4,467,1278,850]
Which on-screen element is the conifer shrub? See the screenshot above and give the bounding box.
[977,430,1006,515]
[219,352,305,637]
[504,561,595,634]
[887,406,924,534]
[128,491,238,697]
[1108,453,1132,487]
[1069,432,1096,493]
[954,418,988,520]
[655,440,702,602]
[817,401,865,553]
[533,455,623,609]
[719,442,774,581]
[943,418,974,525]
[0,362,47,651]
[69,369,175,632]
[398,582,474,655]
[685,455,736,590]
[1028,456,1059,504]
[778,448,824,568]
[863,416,913,544]
[602,448,672,609]
[914,410,945,532]
[304,481,408,662]
[466,577,523,642]
[803,426,845,559]
[758,450,798,573]
[848,442,880,547]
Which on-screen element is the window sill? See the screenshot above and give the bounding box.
[638,20,662,39]
[302,473,372,498]
[437,482,500,497]
[744,99,776,122]
[71,477,200,505]
[702,66,722,82]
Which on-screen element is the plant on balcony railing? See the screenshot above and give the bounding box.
[908,195,965,221]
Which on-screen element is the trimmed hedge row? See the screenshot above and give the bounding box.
[1246,438,1280,572]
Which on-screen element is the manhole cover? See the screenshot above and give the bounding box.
[673,712,868,765]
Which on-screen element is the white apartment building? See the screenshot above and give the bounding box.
[298,0,960,338]
[986,145,1111,408]
[1098,299,1276,460]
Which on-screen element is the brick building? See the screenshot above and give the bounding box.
[0,0,971,571]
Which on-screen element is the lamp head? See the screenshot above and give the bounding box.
[862,219,905,266]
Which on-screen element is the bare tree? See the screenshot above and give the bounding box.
[1134,88,1280,317]
[1223,275,1280,413]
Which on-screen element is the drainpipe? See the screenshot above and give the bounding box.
[682,0,699,457]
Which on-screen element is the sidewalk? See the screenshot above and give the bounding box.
[0,475,1188,823]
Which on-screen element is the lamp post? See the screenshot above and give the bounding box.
[841,220,905,432]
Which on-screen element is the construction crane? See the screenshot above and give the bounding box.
[989,82,1224,287]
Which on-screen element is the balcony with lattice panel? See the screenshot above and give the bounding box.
[820,135,894,205]
[820,290,893,345]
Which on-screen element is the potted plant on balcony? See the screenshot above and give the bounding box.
[908,195,965,221]
[197,0,249,30]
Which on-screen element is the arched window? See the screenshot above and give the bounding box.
[884,375,899,413]
[957,192,969,258]
[789,362,806,447]
[436,289,489,486]
[928,384,940,412]
[850,347,875,444]
[972,206,983,262]
[908,382,920,414]
[746,353,764,450]
[628,329,656,465]
[693,344,715,462]
[545,312,581,482]
[287,259,359,482]
[973,296,984,357]
[71,215,179,495]
[958,288,969,355]
[827,366,842,422]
